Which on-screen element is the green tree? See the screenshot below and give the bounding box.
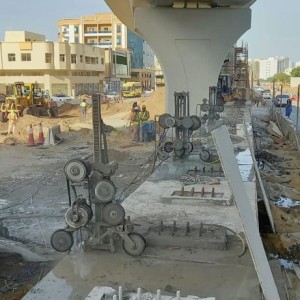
[291,66,300,77]
[270,72,290,84]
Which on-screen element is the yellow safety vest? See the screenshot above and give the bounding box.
[80,102,87,108]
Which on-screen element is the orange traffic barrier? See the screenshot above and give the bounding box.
[37,123,45,145]
[27,124,36,147]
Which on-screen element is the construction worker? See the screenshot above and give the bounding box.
[7,110,18,134]
[138,104,150,142]
[80,99,87,120]
[130,106,140,141]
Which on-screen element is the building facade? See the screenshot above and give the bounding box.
[258,57,290,80]
[0,31,105,96]
[58,13,155,73]
[129,69,155,91]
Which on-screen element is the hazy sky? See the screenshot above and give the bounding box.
[0,0,299,63]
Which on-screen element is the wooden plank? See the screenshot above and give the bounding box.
[211,125,280,300]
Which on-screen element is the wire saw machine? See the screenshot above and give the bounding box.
[50,93,146,256]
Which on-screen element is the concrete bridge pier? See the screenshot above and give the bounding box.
[134,8,251,114]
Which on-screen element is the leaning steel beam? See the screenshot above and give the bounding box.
[211,125,280,300]
[243,121,276,234]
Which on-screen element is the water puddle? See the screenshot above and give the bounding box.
[274,196,300,208]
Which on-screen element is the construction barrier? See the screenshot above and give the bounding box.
[27,124,36,147]
[37,123,45,145]
[43,125,63,146]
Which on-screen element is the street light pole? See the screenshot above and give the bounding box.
[297,84,300,130]
[280,84,283,114]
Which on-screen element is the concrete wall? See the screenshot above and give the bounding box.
[134,8,251,114]
[271,109,300,150]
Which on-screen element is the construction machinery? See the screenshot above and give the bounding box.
[0,82,58,121]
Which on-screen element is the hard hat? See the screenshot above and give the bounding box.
[142,104,146,108]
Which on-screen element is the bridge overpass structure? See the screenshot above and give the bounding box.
[105,0,256,115]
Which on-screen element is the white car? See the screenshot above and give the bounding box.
[273,94,290,107]
[51,93,72,102]
[262,90,272,99]
[106,91,120,102]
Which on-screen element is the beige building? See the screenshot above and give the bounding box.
[0,31,105,96]
[58,13,127,49]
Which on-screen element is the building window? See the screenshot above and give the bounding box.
[60,54,65,62]
[45,53,52,63]
[8,53,15,61]
[103,27,109,31]
[117,25,121,33]
[71,54,77,64]
[117,36,122,46]
[74,26,79,34]
[101,57,104,64]
[75,37,79,43]
[21,53,31,61]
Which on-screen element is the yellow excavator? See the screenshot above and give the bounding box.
[0,82,58,121]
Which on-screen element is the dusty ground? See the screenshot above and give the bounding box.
[0,92,300,298]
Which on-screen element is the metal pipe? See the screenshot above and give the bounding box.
[113,295,117,300]
[297,84,300,130]
[137,288,141,300]
[156,289,161,300]
[118,286,122,300]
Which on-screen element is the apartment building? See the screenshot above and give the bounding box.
[57,13,155,71]
[259,57,290,80]
[0,31,105,96]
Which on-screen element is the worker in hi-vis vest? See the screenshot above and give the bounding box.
[80,99,87,120]
[7,110,18,134]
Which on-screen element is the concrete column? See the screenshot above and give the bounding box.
[134,8,251,114]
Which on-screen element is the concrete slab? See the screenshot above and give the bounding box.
[23,248,260,300]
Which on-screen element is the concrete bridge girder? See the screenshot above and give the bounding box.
[134,8,251,114]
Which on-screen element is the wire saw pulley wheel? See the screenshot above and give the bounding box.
[214,113,220,120]
[102,203,125,226]
[190,115,201,131]
[65,204,92,229]
[174,148,185,158]
[51,229,74,253]
[64,159,89,183]
[163,142,174,153]
[184,142,194,154]
[173,139,183,150]
[199,149,211,162]
[158,113,175,129]
[122,233,146,256]
[200,103,209,112]
[94,179,116,203]
[182,116,194,129]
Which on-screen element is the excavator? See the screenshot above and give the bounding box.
[0,82,58,122]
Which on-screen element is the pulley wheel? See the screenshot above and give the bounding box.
[102,203,125,226]
[183,142,194,153]
[163,142,174,153]
[122,233,146,256]
[199,150,210,162]
[51,229,74,253]
[202,98,208,104]
[200,103,209,112]
[182,117,194,129]
[214,105,224,113]
[158,113,175,129]
[173,139,183,150]
[65,205,90,229]
[94,179,116,203]
[64,159,89,183]
[190,115,201,131]
[80,203,93,222]
[214,113,220,120]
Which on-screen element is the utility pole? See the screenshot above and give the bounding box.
[297,84,300,130]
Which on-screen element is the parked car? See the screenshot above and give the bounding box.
[106,91,120,102]
[51,93,72,102]
[273,94,290,107]
[262,89,271,99]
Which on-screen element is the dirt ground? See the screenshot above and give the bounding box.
[1,91,300,298]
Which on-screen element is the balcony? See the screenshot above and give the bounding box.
[84,30,112,37]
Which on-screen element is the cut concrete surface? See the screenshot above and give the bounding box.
[0,237,44,262]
